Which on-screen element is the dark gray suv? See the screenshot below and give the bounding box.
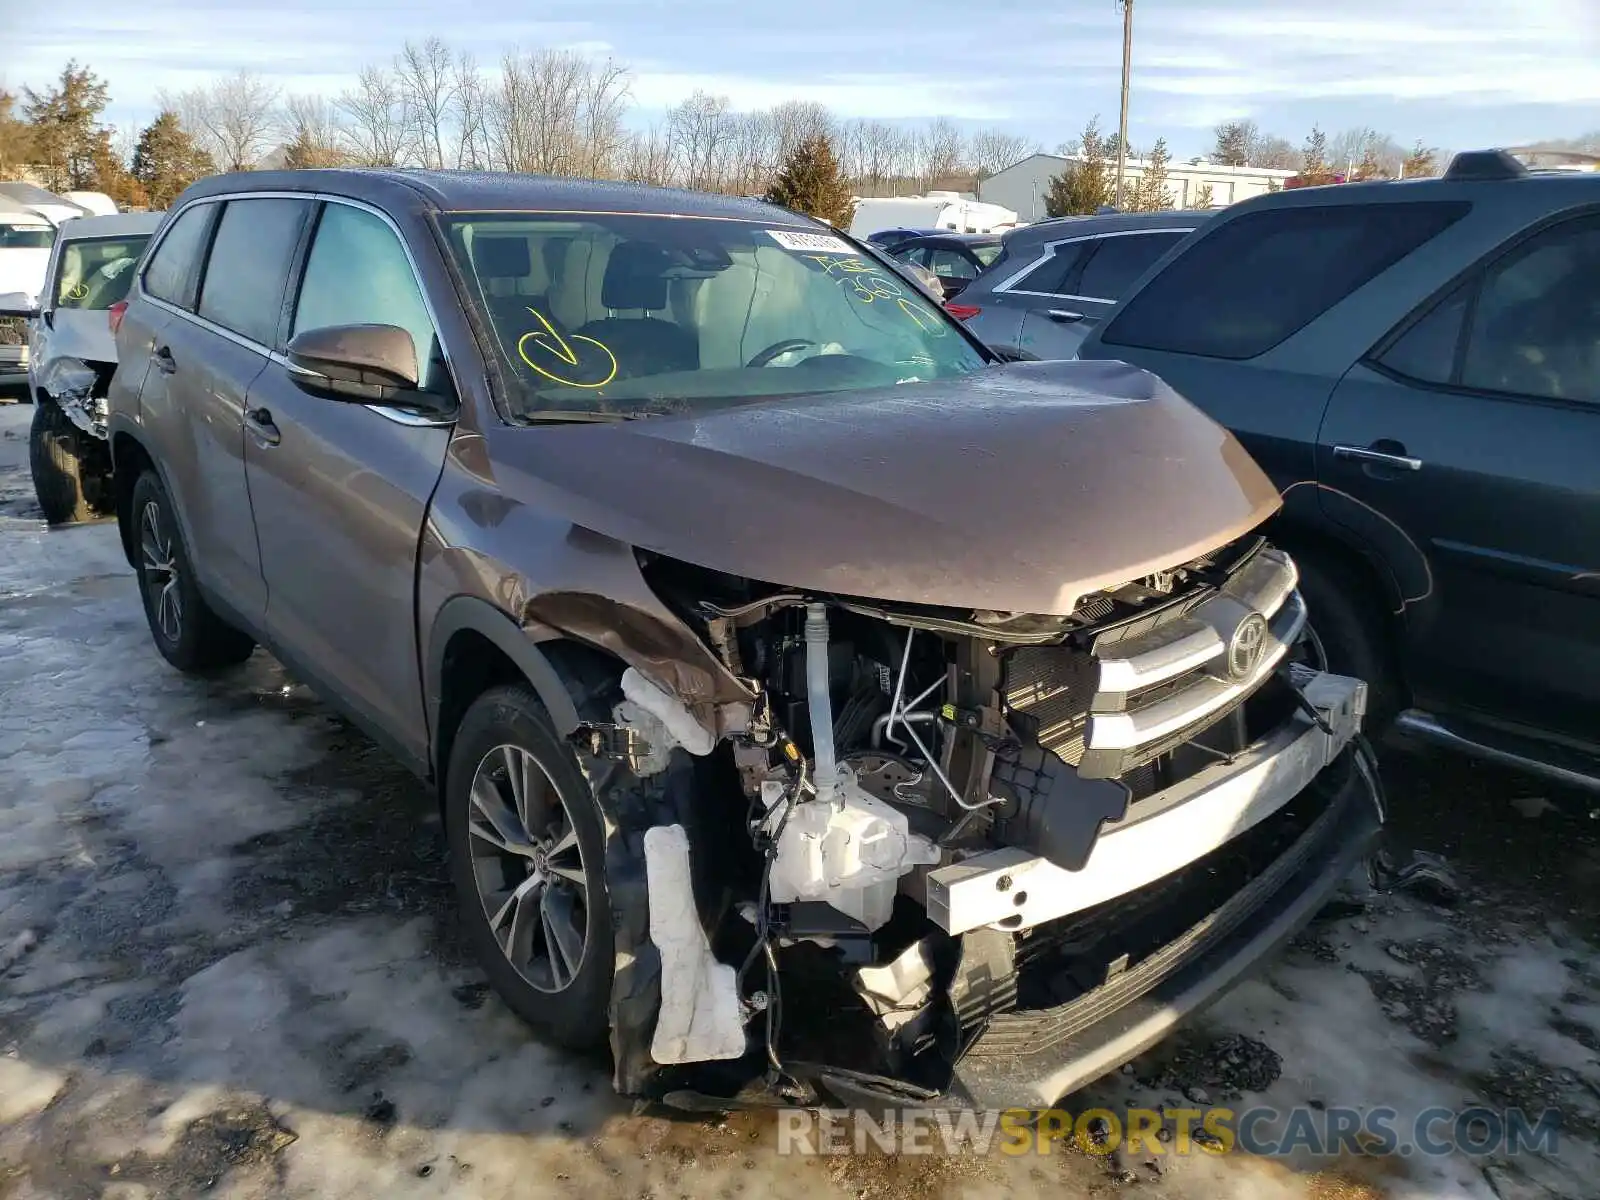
[1077,151,1600,792]
[956,211,1212,359]
[105,169,1380,1111]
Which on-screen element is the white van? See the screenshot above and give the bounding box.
[0,211,57,385]
[848,192,1020,239]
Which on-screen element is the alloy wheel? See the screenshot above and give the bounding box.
[467,744,590,994]
[139,499,183,644]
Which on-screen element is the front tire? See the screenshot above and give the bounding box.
[29,399,101,524]
[445,684,613,1049]
[130,470,256,672]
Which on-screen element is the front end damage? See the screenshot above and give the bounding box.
[578,535,1384,1111]
[37,356,114,440]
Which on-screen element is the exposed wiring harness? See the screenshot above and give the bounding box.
[1278,479,1434,613]
[735,731,809,1095]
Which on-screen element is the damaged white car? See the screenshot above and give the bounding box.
[2,211,161,523]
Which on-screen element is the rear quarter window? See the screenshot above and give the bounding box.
[1100,201,1470,360]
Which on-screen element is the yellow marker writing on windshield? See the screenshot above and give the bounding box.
[515,307,617,389]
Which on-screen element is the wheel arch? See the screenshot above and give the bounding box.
[109,426,158,568]
[427,596,623,797]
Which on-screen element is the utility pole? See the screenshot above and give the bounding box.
[1115,0,1133,209]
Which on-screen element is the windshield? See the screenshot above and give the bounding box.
[55,235,150,310]
[0,224,54,250]
[443,214,986,419]
[973,243,1003,266]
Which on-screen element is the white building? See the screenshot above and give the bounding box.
[978,153,1299,221]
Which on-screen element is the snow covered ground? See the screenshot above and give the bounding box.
[1,397,1597,1199]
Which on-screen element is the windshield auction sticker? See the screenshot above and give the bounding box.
[766,229,855,254]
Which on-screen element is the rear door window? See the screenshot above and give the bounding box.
[197,198,313,347]
[1459,217,1600,404]
[143,203,216,309]
[1100,202,1470,359]
[1075,232,1187,300]
[1006,241,1091,296]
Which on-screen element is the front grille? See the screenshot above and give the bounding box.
[998,537,1273,771]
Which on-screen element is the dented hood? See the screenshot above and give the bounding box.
[494,360,1281,617]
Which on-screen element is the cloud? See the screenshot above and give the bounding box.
[5,0,1596,150]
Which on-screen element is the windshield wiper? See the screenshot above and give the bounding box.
[518,411,627,425]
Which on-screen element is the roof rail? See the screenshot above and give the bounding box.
[1443,150,1529,182]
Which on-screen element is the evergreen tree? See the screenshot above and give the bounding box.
[1401,140,1438,179]
[0,90,34,177]
[1131,137,1173,211]
[1044,117,1112,216]
[764,134,855,228]
[132,111,216,208]
[1212,121,1252,166]
[1193,182,1214,209]
[22,61,112,191]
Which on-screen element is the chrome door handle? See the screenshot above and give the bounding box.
[245,406,281,446]
[1046,309,1085,323]
[1333,444,1423,471]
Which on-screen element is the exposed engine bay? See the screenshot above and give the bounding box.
[589,535,1378,1109]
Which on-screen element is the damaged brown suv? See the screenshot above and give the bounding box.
[107,170,1383,1111]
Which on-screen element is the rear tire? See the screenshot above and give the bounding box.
[444,683,614,1050]
[1293,549,1405,733]
[130,469,256,672]
[29,399,100,524]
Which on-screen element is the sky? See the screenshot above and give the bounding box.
[6,0,1600,159]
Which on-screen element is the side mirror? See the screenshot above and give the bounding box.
[285,323,447,411]
[0,291,40,319]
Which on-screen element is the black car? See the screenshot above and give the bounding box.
[881,233,1004,299]
[1077,150,1600,792]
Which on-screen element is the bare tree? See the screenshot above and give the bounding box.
[916,117,966,191]
[487,48,631,178]
[970,128,1033,189]
[337,65,413,166]
[575,56,631,178]
[451,52,491,169]
[396,37,457,169]
[852,120,901,195]
[728,110,776,196]
[163,70,281,171]
[283,94,346,168]
[620,123,675,186]
[1329,126,1404,179]
[1248,133,1299,170]
[769,100,833,167]
[667,90,733,191]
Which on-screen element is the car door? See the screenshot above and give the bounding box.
[135,197,312,627]
[242,198,456,767]
[1017,231,1189,359]
[959,237,1094,355]
[1319,211,1600,739]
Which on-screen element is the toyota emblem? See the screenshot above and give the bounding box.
[1226,612,1269,680]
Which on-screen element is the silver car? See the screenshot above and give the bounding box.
[956,211,1213,360]
[0,212,163,522]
